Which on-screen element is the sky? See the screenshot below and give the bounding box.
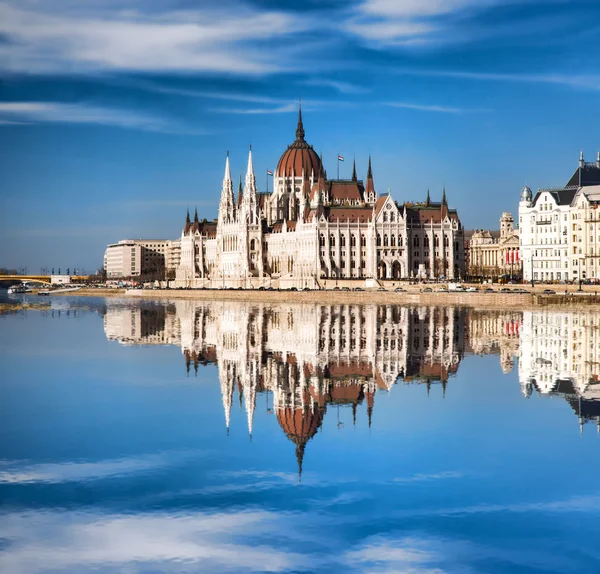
[1,0,599,273]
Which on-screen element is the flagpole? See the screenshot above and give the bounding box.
[266,170,268,194]
[337,155,339,180]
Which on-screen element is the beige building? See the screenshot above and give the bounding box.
[104,239,180,280]
[467,212,520,278]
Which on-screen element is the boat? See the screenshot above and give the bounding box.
[8,284,30,294]
[38,291,50,296]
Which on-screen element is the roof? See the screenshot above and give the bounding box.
[533,187,578,207]
[276,108,322,177]
[566,163,600,187]
[327,180,364,203]
[326,206,373,223]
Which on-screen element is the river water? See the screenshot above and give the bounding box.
[1,295,600,573]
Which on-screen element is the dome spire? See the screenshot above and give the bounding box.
[296,103,305,142]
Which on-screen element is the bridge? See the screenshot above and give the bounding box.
[0,275,92,286]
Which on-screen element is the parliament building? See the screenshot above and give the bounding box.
[174,109,465,288]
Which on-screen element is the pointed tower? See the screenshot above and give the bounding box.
[296,103,305,142]
[579,149,585,167]
[242,146,259,224]
[365,155,375,201]
[426,189,431,206]
[237,175,243,210]
[194,207,199,224]
[184,208,191,234]
[352,158,357,182]
[442,186,447,206]
[218,152,235,225]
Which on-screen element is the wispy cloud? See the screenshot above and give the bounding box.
[0,450,201,484]
[0,101,203,133]
[385,101,480,113]
[0,2,314,75]
[394,68,600,91]
[303,78,371,94]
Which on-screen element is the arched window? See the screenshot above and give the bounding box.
[319,234,325,247]
[444,236,449,247]
[351,235,356,247]
[383,234,388,246]
[391,234,396,247]
[434,236,439,247]
[399,236,403,247]
[424,236,430,248]
[361,234,366,247]
[390,212,395,222]
[376,234,381,246]
[341,235,346,247]
[414,236,419,248]
[383,213,387,222]
[330,235,335,247]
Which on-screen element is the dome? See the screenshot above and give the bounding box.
[276,108,322,178]
[520,185,532,202]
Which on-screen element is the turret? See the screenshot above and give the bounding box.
[579,149,585,168]
[426,189,431,206]
[242,146,259,224]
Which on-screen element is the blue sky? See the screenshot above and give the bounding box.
[1,0,599,273]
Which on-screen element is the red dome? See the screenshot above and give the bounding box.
[276,108,322,178]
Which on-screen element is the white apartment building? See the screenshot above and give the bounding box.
[104,239,180,279]
[519,151,600,282]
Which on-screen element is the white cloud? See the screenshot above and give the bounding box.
[385,101,471,113]
[0,2,313,75]
[303,78,371,94]
[0,101,202,133]
[0,451,201,485]
[395,69,600,91]
[0,510,317,574]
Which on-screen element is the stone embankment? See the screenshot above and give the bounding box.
[58,286,600,309]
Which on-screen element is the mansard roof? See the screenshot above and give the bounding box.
[404,202,461,226]
[566,163,600,187]
[532,187,578,207]
[326,206,372,223]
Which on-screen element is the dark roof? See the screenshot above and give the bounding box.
[566,163,600,187]
[533,187,578,207]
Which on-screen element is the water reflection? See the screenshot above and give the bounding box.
[103,301,600,474]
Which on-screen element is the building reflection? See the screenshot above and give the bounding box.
[519,310,600,431]
[102,301,600,472]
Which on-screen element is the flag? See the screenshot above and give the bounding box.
[267,170,273,176]
[337,155,344,162]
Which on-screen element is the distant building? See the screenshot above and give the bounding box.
[519,151,600,282]
[174,109,465,288]
[104,239,180,280]
[466,212,520,278]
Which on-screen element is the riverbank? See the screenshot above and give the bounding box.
[51,286,600,309]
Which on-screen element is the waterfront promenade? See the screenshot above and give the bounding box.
[53,283,600,310]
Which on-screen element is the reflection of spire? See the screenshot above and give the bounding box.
[296,443,305,480]
[220,372,234,434]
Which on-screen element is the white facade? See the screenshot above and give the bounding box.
[174,111,465,289]
[104,239,179,279]
[519,152,600,282]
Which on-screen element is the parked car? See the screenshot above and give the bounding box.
[354,287,364,291]
[422,287,433,293]
[394,287,406,293]
[377,287,386,292]
[542,289,556,295]
[484,287,495,293]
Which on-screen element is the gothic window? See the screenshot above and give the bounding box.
[377,234,381,246]
[351,235,356,247]
[424,236,430,248]
[341,235,346,247]
[383,213,388,222]
[391,235,396,247]
[383,234,388,247]
[361,234,366,247]
[320,234,325,247]
[444,236,449,247]
[330,235,336,247]
[434,236,439,247]
[414,237,419,248]
[399,236,403,247]
[390,212,395,222]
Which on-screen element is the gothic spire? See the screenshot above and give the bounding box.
[296,443,305,481]
[219,151,235,223]
[296,103,305,142]
[442,186,447,205]
[185,208,190,225]
[366,155,375,196]
[238,175,243,207]
[194,206,198,224]
[352,157,357,181]
[426,189,431,205]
